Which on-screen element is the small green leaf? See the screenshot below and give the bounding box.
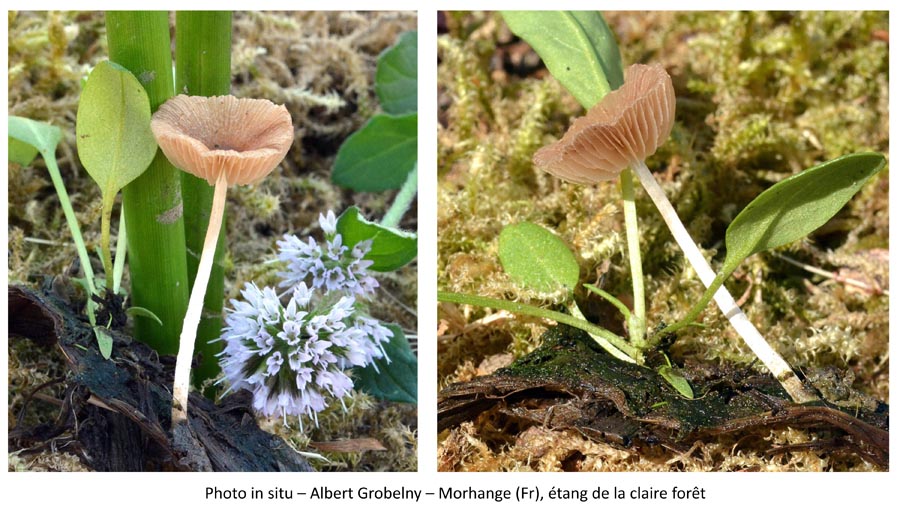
[94,326,114,359]
[353,324,417,404]
[76,60,158,200]
[8,136,40,166]
[127,306,163,326]
[502,11,623,110]
[78,60,159,290]
[8,116,62,157]
[658,365,694,399]
[723,153,886,276]
[376,31,417,115]
[499,222,579,293]
[332,113,417,192]
[336,206,416,272]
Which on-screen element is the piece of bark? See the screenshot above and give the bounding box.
[439,325,889,468]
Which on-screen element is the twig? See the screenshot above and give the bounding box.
[776,253,888,296]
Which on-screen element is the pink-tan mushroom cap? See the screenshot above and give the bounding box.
[151,95,294,186]
[533,63,676,184]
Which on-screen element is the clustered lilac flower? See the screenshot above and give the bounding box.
[276,211,379,297]
[217,211,390,427]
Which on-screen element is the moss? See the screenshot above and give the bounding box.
[438,11,888,471]
[9,451,91,472]
[686,12,888,170]
[263,391,417,472]
[8,11,417,472]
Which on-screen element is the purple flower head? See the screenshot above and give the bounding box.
[218,281,390,426]
[276,211,378,297]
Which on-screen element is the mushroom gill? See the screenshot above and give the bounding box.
[151,94,294,186]
[533,63,675,184]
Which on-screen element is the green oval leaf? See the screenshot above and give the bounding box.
[8,116,62,157]
[499,221,579,293]
[332,112,417,192]
[94,326,114,360]
[376,31,417,115]
[723,152,886,275]
[657,365,694,399]
[336,206,417,272]
[353,323,417,404]
[76,60,158,200]
[502,11,623,110]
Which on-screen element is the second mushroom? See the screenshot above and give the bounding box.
[534,63,815,404]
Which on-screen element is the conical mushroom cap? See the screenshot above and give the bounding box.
[151,95,294,186]
[533,63,675,184]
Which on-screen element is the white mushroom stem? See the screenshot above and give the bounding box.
[620,170,646,347]
[172,172,228,425]
[631,160,817,404]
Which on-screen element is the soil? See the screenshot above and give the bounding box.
[439,325,888,471]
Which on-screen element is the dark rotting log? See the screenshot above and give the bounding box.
[438,324,889,468]
[8,284,312,472]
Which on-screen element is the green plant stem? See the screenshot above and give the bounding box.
[620,169,646,348]
[113,205,127,295]
[438,291,638,359]
[568,301,637,363]
[631,160,817,404]
[583,283,632,320]
[100,195,115,292]
[175,11,233,387]
[652,270,728,344]
[107,11,190,354]
[381,163,418,229]
[42,151,98,324]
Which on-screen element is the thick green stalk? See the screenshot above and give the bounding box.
[107,11,189,354]
[175,11,232,385]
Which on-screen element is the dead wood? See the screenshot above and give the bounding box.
[438,325,889,468]
[8,284,312,472]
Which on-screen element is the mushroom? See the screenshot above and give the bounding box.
[534,63,675,184]
[151,94,294,424]
[534,64,815,404]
